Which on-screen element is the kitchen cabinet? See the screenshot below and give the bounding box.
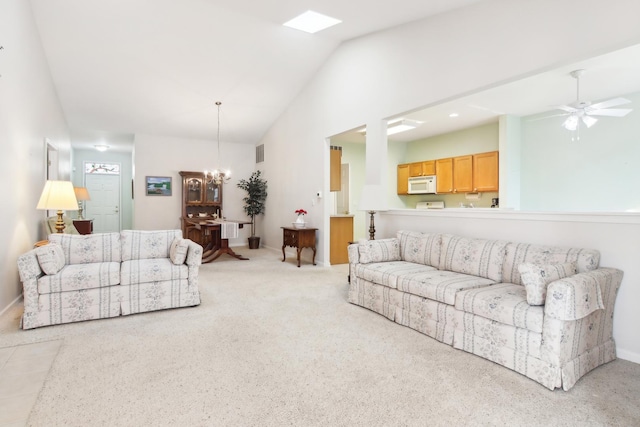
[453,155,473,193]
[397,164,409,195]
[436,158,453,193]
[330,216,354,264]
[409,160,435,177]
[473,151,499,192]
[330,146,342,192]
[403,150,499,196]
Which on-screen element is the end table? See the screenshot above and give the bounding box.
[281,227,318,267]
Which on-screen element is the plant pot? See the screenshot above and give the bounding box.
[248,236,260,249]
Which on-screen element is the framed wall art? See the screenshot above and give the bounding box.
[145,176,172,196]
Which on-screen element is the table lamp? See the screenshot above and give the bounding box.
[358,184,388,240]
[37,180,78,233]
[74,187,91,219]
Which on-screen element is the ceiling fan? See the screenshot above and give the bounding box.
[554,69,632,133]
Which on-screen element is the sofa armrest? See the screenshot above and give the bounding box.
[17,250,43,313]
[347,243,360,264]
[545,268,623,321]
[185,239,203,266]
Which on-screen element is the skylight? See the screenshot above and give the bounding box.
[283,10,342,34]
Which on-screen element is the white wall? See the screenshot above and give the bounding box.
[0,0,71,314]
[133,133,256,246]
[257,0,640,361]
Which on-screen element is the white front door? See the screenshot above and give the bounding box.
[85,174,121,233]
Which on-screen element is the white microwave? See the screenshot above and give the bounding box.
[408,175,437,194]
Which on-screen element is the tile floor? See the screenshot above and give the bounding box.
[0,340,62,426]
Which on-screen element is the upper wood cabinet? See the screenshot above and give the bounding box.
[179,171,222,212]
[330,146,342,192]
[397,164,410,195]
[473,151,499,192]
[435,158,453,193]
[409,160,436,177]
[453,155,473,193]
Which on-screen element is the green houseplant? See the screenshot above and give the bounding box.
[237,170,268,249]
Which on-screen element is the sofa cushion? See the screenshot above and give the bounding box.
[35,244,65,275]
[170,238,189,265]
[501,242,599,286]
[397,230,441,267]
[439,234,508,282]
[49,233,121,264]
[358,238,400,264]
[121,230,183,261]
[455,283,544,333]
[120,258,189,286]
[354,261,437,289]
[518,262,577,305]
[396,270,495,305]
[37,262,121,294]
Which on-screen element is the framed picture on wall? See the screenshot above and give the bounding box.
[145,176,172,196]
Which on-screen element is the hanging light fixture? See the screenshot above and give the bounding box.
[204,101,231,185]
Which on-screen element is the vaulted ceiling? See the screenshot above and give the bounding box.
[29,0,484,151]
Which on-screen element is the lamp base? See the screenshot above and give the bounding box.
[55,210,66,233]
[78,204,84,220]
[368,210,376,240]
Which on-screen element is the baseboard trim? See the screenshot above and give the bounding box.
[0,294,23,318]
[616,348,640,365]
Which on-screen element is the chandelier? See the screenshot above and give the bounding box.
[204,101,231,185]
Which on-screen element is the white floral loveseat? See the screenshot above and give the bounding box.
[348,230,623,391]
[17,229,202,329]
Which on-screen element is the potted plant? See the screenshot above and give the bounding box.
[237,170,268,249]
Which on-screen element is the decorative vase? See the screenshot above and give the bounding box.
[293,215,306,229]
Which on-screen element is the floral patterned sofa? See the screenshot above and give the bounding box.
[348,230,623,391]
[17,229,202,329]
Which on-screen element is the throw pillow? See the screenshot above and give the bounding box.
[358,238,400,264]
[170,238,189,265]
[518,262,577,305]
[35,244,66,275]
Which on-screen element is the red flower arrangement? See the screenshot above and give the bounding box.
[295,209,307,216]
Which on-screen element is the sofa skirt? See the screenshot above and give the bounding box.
[349,278,456,344]
[120,279,200,315]
[22,287,121,330]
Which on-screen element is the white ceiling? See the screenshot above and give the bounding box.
[29,0,485,152]
[333,43,640,144]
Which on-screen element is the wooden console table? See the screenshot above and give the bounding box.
[281,227,318,267]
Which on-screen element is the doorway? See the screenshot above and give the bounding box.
[84,162,121,233]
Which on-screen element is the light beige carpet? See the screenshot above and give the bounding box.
[1,247,639,426]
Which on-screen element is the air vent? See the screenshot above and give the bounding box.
[256,144,264,163]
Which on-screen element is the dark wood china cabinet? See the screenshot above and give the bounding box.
[179,171,223,242]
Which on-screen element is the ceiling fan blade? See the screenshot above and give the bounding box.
[554,105,578,113]
[586,108,633,117]
[527,112,570,122]
[588,97,631,110]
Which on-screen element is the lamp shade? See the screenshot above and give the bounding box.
[37,181,78,210]
[74,186,91,201]
[358,184,388,212]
